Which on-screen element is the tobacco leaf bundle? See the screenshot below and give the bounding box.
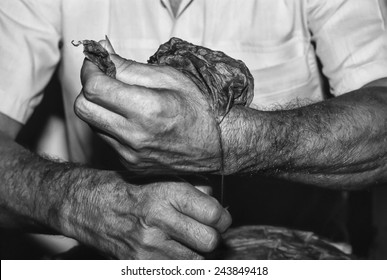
[148,37,254,122]
[72,39,116,78]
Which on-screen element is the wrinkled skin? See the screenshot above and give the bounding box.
[61,173,231,259]
[75,41,223,174]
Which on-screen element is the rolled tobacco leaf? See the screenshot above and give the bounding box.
[72,39,116,78]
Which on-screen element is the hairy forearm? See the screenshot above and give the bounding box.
[0,131,102,233]
[220,87,387,189]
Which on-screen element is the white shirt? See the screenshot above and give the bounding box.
[1,0,387,164]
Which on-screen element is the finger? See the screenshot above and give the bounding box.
[81,59,155,116]
[80,57,110,86]
[80,104,160,164]
[93,36,163,88]
[163,210,221,253]
[109,54,181,89]
[170,186,232,233]
[163,239,203,260]
[111,54,159,86]
[139,236,204,260]
[115,227,202,260]
[74,92,129,141]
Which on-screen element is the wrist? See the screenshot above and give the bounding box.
[219,106,261,174]
[53,168,110,238]
[219,106,289,175]
[55,169,138,253]
[28,163,85,234]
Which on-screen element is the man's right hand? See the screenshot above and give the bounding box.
[60,172,231,259]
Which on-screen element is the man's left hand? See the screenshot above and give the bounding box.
[75,52,222,174]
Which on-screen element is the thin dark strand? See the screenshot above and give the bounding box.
[216,119,225,206]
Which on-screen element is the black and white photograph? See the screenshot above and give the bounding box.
[1,0,387,272]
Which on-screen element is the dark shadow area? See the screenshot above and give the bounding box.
[0,230,52,260]
[16,71,64,150]
[211,175,350,242]
[347,189,373,259]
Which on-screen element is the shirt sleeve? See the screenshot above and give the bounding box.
[307,0,387,96]
[0,0,62,124]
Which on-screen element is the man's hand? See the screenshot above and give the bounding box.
[62,173,231,259]
[75,52,222,174]
[0,118,230,259]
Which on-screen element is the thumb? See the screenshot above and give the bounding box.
[96,39,144,84]
[108,54,159,88]
[98,35,116,54]
[97,39,169,88]
[98,36,138,71]
[95,37,138,77]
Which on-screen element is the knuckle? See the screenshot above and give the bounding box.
[140,230,157,247]
[138,93,178,127]
[83,75,101,100]
[126,132,148,152]
[136,223,163,248]
[168,181,191,196]
[120,150,140,166]
[74,94,87,116]
[129,141,143,152]
[143,96,165,118]
[132,132,148,148]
